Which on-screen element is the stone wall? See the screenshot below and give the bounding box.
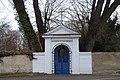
[0,55,32,73]
[0,52,120,74]
[92,52,120,74]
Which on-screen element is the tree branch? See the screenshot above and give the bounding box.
[102,0,120,21]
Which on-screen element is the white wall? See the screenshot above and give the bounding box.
[32,52,92,74]
[44,38,52,74]
[79,52,92,74]
[71,38,80,74]
[32,52,45,73]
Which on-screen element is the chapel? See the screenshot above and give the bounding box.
[33,25,92,74]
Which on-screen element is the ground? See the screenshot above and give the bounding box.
[0,74,120,80]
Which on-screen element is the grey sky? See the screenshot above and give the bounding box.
[0,0,19,30]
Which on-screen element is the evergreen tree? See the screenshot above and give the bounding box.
[93,15,120,52]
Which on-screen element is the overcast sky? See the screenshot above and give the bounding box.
[0,0,120,30]
[0,0,19,30]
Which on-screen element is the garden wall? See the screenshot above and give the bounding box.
[0,55,32,73]
[92,52,120,74]
[0,52,120,74]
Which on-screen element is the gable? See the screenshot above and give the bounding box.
[45,25,79,35]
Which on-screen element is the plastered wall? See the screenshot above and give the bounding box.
[0,55,32,73]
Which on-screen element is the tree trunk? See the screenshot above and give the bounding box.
[82,21,100,51]
[33,0,47,52]
[82,0,120,51]
[13,0,42,52]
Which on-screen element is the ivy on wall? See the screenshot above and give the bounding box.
[0,51,15,58]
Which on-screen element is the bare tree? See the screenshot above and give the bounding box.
[33,0,46,51]
[12,0,120,52]
[62,0,120,51]
[0,20,23,51]
[13,0,42,52]
[12,0,65,51]
[31,0,65,51]
[43,0,65,29]
[82,0,120,51]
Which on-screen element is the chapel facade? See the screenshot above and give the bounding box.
[33,25,92,74]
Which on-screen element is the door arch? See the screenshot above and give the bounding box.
[54,44,70,74]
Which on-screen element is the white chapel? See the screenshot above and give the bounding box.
[32,25,92,74]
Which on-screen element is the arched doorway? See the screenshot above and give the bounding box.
[54,44,70,74]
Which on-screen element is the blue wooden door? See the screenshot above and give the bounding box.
[54,45,70,74]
